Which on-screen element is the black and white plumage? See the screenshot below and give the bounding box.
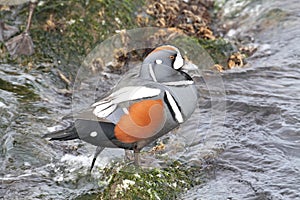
[43,45,198,171]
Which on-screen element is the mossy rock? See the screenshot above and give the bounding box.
[1,0,145,67]
[76,161,203,200]
[199,38,236,67]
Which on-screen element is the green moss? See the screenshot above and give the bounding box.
[170,36,216,69]
[1,0,144,68]
[1,0,235,71]
[198,38,236,66]
[213,0,226,14]
[0,78,40,102]
[34,0,143,60]
[93,161,202,200]
[166,35,236,68]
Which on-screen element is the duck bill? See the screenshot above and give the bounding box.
[181,61,198,71]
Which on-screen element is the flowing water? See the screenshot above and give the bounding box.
[1,0,300,199]
[182,0,300,199]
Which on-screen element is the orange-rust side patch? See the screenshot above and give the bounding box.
[114,99,165,143]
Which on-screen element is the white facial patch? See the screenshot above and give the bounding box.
[173,53,184,69]
[155,59,163,64]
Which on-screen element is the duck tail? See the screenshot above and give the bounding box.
[42,123,79,141]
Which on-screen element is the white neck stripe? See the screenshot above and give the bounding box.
[149,64,157,82]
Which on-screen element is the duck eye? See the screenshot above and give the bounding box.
[169,55,175,59]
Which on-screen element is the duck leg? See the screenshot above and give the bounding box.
[133,147,141,166]
[0,21,4,42]
[5,2,36,56]
[89,146,105,172]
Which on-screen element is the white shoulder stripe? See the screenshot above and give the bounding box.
[165,91,184,123]
[93,104,117,118]
[128,86,161,101]
[162,80,194,86]
[92,86,161,118]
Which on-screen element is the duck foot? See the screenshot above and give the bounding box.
[4,1,36,57]
[124,149,134,161]
[0,20,19,42]
[5,32,34,56]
